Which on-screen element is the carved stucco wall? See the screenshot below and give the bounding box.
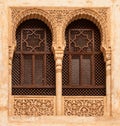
[63,96,105,116]
[8,7,111,118]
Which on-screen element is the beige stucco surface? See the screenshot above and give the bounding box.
[1,0,120,126]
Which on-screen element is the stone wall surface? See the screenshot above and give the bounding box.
[0,0,120,126]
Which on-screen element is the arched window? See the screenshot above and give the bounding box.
[12,19,55,95]
[62,19,106,96]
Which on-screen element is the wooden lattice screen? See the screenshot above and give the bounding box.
[62,19,106,96]
[12,19,55,95]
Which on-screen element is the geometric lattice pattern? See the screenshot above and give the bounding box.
[94,54,106,86]
[46,54,55,86]
[63,19,106,96]
[14,97,55,116]
[62,54,69,86]
[12,19,55,95]
[62,88,106,96]
[12,88,55,95]
[12,54,21,86]
[64,97,104,116]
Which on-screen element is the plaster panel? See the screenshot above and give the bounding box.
[6,0,113,7]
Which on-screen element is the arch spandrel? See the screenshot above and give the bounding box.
[10,8,56,52]
[62,8,111,60]
[10,7,110,56]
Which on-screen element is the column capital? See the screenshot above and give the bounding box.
[54,50,64,59]
[54,50,64,73]
[101,46,111,62]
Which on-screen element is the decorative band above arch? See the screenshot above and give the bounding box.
[11,8,55,46]
[62,8,107,49]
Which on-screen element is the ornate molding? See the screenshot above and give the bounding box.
[13,97,55,116]
[54,51,64,72]
[9,7,110,117]
[64,97,105,116]
[47,10,72,24]
[105,51,111,70]
[8,45,13,65]
[10,8,56,48]
[62,8,110,50]
[10,7,110,51]
[101,46,111,64]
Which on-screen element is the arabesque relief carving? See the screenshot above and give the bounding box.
[9,7,110,117]
[62,8,110,48]
[64,97,104,116]
[14,97,55,116]
[10,7,110,50]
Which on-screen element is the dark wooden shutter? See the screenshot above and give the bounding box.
[62,19,106,96]
[12,19,55,95]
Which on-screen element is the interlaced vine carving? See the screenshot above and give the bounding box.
[64,97,104,116]
[14,97,55,116]
[10,7,110,50]
[47,10,72,24]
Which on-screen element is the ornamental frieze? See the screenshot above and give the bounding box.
[64,97,105,116]
[14,97,55,116]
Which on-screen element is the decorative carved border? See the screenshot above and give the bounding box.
[9,7,111,61]
[62,8,110,50]
[10,7,110,51]
[10,8,56,48]
[8,7,111,118]
[63,96,106,116]
[10,96,56,117]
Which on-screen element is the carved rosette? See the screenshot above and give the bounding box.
[13,97,55,116]
[64,97,105,116]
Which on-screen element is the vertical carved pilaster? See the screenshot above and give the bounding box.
[106,51,111,116]
[103,48,111,116]
[8,45,15,76]
[52,24,65,115]
[54,50,64,115]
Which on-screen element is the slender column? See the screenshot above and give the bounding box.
[101,46,111,116]
[105,51,111,116]
[54,51,64,115]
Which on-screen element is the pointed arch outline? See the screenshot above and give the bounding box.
[62,8,110,57]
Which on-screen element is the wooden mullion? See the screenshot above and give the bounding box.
[20,30,23,86]
[19,51,45,54]
[91,54,95,86]
[32,54,35,85]
[20,53,24,86]
[44,29,46,86]
[69,54,71,86]
[80,55,82,86]
[68,52,101,55]
[13,85,55,88]
[21,29,23,51]
[16,51,102,55]
[69,29,72,87]
[92,30,95,86]
[62,85,105,89]
[79,55,81,86]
